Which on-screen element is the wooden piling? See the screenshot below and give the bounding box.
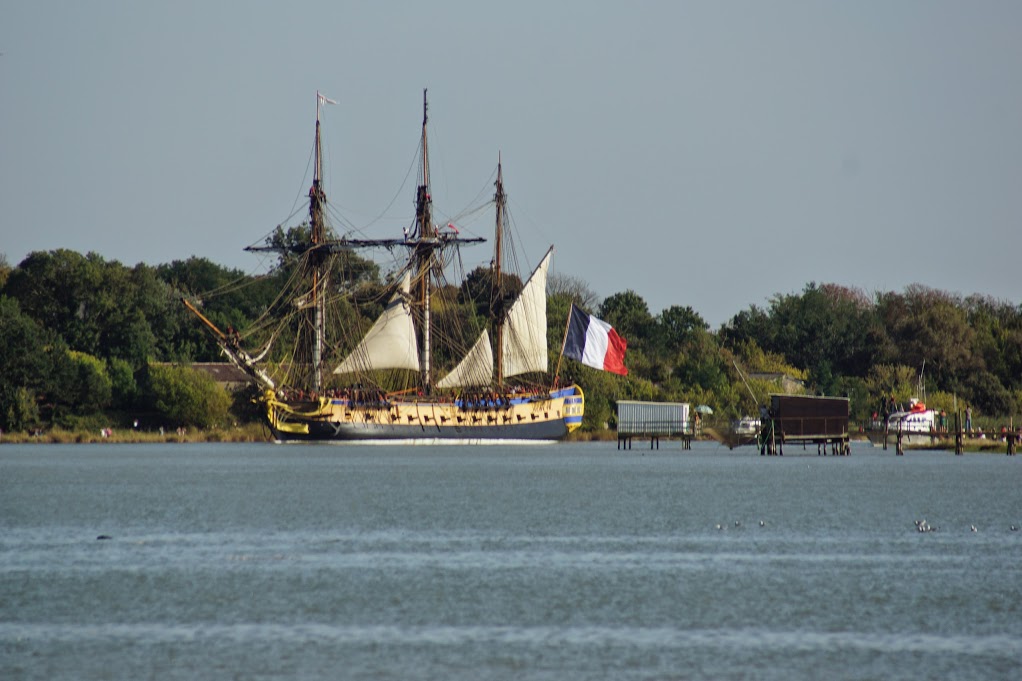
[955,410,964,455]
[1008,417,1016,456]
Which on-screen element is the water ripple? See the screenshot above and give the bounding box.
[4,622,1021,658]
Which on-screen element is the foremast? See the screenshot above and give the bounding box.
[241,91,338,393]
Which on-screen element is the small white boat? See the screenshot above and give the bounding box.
[866,400,938,448]
[720,416,761,449]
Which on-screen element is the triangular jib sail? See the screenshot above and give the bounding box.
[333,272,420,375]
[436,329,494,388]
[501,247,552,378]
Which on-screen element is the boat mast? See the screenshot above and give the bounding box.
[493,155,506,387]
[414,89,436,393]
[309,91,329,393]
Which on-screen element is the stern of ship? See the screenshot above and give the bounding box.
[558,384,585,433]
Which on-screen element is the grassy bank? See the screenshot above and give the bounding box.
[0,423,270,445]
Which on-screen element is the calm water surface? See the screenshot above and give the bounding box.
[2,441,1021,680]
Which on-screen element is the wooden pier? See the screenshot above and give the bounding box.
[880,412,1019,456]
[617,427,694,450]
[759,395,850,456]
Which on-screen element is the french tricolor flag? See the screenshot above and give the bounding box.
[562,304,628,376]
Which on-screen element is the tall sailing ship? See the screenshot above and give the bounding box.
[185,91,585,443]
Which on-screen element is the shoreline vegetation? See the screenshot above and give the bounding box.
[0,423,270,445]
[0,425,1014,453]
[3,250,1022,444]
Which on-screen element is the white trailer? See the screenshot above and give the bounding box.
[616,401,692,450]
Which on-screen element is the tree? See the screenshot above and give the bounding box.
[964,295,1022,393]
[158,257,273,363]
[4,250,107,355]
[459,265,523,324]
[598,290,654,345]
[143,364,231,429]
[157,256,280,326]
[106,357,138,410]
[864,364,921,409]
[730,339,807,380]
[770,283,882,386]
[965,371,1016,416]
[674,332,729,397]
[655,305,708,355]
[0,296,52,431]
[878,286,978,388]
[0,296,50,388]
[547,272,599,310]
[0,253,10,289]
[62,351,113,415]
[4,251,174,368]
[1,387,40,433]
[722,283,886,392]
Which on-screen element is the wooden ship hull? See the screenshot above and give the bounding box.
[267,387,584,444]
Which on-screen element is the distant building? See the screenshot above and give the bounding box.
[185,363,254,392]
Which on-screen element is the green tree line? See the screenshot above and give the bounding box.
[1,250,1019,434]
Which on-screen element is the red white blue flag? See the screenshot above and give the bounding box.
[562,304,628,376]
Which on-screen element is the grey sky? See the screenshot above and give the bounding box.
[2,1,1020,327]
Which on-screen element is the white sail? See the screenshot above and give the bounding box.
[436,329,494,389]
[502,247,552,378]
[333,273,420,375]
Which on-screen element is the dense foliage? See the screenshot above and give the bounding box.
[719,283,1022,419]
[1,250,1019,434]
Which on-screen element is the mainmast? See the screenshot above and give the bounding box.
[309,91,330,393]
[493,156,506,386]
[242,90,485,395]
[414,89,436,393]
